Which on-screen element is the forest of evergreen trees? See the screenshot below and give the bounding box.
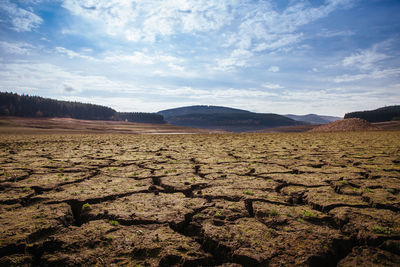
[0,92,165,124]
[344,105,400,122]
[118,112,165,124]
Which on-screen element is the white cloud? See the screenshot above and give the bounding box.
[226,0,354,53]
[104,52,155,65]
[0,0,42,32]
[103,51,183,69]
[159,86,278,100]
[215,49,253,71]
[253,34,303,52]
[317,29,355,38]
[0,41,34,55]
[343,49,389,70]
[262,83,284,89]
[61,0,235,43]
[333,73,367,83]
[334,68,400,83]
[268,66,280,73]
[55,47,95,60]
[0,62,140,94]
[60,0,354,52]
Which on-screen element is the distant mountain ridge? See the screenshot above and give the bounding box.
[158,105,305,132]
[284,114,341,124]
[344,105,400,122]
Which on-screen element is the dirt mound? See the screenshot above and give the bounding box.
[309,118,379,132]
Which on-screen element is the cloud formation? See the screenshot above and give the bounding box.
[0,0,399,116]
[61,0,235,43]
[0,0,42,32]
[0,41,34,55]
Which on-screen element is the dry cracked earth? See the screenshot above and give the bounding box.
[0,132,400,266]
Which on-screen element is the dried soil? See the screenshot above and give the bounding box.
[0,131,399,266]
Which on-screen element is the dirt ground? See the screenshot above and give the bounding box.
[0,117,217,135]
[0,131,399,266]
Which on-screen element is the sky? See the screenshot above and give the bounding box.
[0,0,399,116]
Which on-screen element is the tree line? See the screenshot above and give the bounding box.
[344,105,400,122]
[0,92,165,124]
[118,112,165,124]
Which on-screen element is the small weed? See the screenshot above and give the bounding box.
[106,235,114,241]
[269,209,279,217]
[23,187,31,192]
[297,218,305,223]
[82,203,91,210]
[243,190,254,196]
[190,177,196,182]
[386,188,396,194]
[268,228,277,236]
[302,209,316,218]
[215,211,222,217]
[194,213,204,218]
[339,180,348,185]
[57,173,64,178]
[112,188,118,192]
[70,192,79,196]
[109,220,120,227]
[364,188,374,193]
[372,226,391,235]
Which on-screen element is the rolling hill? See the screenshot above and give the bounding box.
[284,114,341,124]
[158,105,305,132]
[344,105,400,122]
[0,92,165,124]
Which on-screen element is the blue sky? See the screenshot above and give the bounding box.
[0,0,399,116]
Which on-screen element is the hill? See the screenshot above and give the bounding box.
[284,114,341,124]
[0,92,165,124]
[158,105,250,118]
[309,118,379,132]
[158,105,304,132]
[344,105,400,122]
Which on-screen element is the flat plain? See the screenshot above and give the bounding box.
[0,130,399,266]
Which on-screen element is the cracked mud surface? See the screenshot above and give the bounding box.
[0,132,399,266]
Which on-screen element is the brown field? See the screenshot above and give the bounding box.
[0,124,400,266]
[0,117,219,135]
